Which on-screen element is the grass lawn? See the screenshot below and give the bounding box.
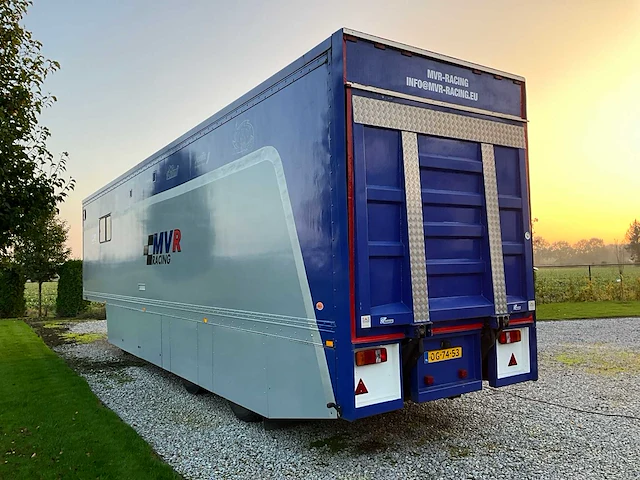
[537,301,640,321]
[0,320,181,480]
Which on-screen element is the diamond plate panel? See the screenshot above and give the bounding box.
[353,96,525,149]
[401,132,430,323]
[481,144,508,315]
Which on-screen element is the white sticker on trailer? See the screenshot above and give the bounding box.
[496,328,531,379]
[354,343,401,408]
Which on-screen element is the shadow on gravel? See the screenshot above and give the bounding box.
[257,396,477,458]
[25,317,75,348]
[26,318,147,378]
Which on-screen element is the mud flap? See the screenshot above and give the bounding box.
[487,324,538,387]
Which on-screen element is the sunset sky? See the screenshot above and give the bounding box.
[24,0,640,257]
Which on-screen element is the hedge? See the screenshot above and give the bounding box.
[0,263,26,318]
[56,260,89,317]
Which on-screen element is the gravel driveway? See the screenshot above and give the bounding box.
[52,318,640,480]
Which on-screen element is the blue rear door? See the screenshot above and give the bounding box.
[351,95,535,338]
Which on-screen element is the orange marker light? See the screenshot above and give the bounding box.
[355,348,387,366]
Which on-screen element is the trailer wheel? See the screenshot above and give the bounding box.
[229,402,263,423]
[182,380,201,394]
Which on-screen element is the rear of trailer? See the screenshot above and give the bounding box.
[83,29,537,422]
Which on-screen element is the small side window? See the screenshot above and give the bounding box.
[99,217,106,243]
[106,215,111,241]
[99,214,112,243]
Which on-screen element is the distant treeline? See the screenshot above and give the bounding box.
[533,237,630,266]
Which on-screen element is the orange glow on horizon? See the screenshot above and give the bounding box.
[527,21,640,245]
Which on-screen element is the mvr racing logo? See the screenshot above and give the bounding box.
[144,229,181,265]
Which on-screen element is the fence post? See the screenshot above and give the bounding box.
[588,265,592,282]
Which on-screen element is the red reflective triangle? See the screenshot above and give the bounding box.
[508,353,518,367]
[355,378,368,395]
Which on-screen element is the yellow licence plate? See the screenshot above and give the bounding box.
[426,347,463,363]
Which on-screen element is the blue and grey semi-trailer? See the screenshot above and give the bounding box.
[83,28,537,422]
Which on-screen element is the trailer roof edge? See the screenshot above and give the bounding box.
[342,28,526,83]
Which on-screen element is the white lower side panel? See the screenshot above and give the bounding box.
[354,343,402,408]
[496,327,531,379]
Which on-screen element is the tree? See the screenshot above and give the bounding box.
[14,213,70,317]
[626,219,640,263]
[0,261,25,318]
[0,0,74,255]
[531,217,539,236]
[549,241,575,264]
[613,238,626,296]
[532,236,550,264]
[56,260,88,317]
[613,239,626,267]
[574,238,606,264]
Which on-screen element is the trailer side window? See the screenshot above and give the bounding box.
[99,214,112,243]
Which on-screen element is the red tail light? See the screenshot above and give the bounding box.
[498,330,522,344]
[355,347,387,366]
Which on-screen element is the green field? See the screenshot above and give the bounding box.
[24,281,58,316]
[23,282,105,319]
[535,265,640,304]
[0,320,180,480]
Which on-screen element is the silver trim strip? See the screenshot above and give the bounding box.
[347,82,526,122]
[353,96,526,149]
[401,132,430,323]
[481,144,508,316]
[105,301,323,348]
[343,28,525,82]
[84,290,335,332]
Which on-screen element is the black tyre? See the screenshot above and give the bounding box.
[182,379,201,394]
[229,401,263,423]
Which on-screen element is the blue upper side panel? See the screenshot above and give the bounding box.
[345,39,523,117]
